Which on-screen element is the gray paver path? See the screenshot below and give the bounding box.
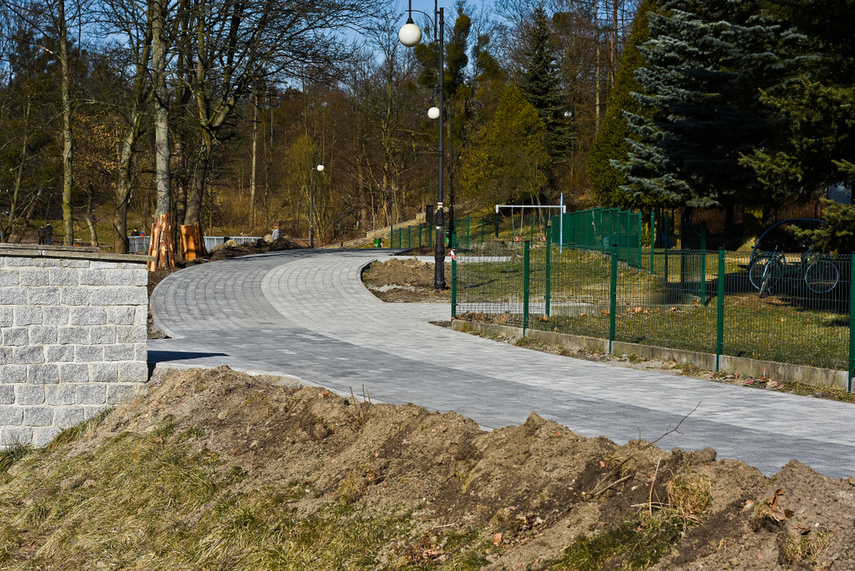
[149,249,855,478]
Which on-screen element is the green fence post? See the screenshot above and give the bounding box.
[663,212,670,279]
[609,244,618,354]
[523,241,531,336]
[700,226,707,302]
[466,215,471,247]
[849,254,855,392]
[451,244,457,320]
[637,212,643,270]
[650,211,655,275]
[407,225,411,249]
[480,217,485,244]
[545,224,552,317]
[716,248,725,372]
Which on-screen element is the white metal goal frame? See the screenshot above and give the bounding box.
[494,195,568,249]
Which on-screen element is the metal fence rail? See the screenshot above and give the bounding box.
[388,208,646,256]
[453,240,854,390]
[128,235,260,254]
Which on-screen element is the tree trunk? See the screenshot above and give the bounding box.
[150,0,173,267]
[250,91,258,230]
[59,0,74,246]
[5,101,30,243]
[184,136,212,226]
[86,191,98,247]
[113,109,144,253]
[148,213,174,270]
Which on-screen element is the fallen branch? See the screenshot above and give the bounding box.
[642,402,701,450]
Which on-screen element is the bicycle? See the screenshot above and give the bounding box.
[748,247,839,296]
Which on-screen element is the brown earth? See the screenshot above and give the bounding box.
[362,256,452,302]
[79,366,855,569]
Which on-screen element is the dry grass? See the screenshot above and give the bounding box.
[0,415,400,569]
[779,528,834,566]
[0,408,498,570]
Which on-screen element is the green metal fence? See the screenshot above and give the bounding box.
[389,207,647,252]
[453,239,854,391]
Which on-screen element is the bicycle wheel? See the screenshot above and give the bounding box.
[749,255,772,291]
[804,260,839,294]
[758,261,781,296]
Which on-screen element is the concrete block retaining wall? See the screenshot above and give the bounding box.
[0,245,150,448]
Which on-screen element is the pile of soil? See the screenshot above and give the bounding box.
[362,257,452,302]
[76,366,855,569]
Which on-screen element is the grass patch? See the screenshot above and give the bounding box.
[547,511,683,570]
[46,408,113,451]
[779,528,833,565]
[547,470,712,570]
[0,444,34,476]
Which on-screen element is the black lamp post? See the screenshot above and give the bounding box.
[399,0,445,289]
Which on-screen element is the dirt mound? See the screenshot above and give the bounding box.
[56,366,855,569]
[362,257,451,302]
[207,236,301,261]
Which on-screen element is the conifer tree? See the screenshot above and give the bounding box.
[587,0,656,208]
[519,5,571,163]
[461,85,549,207]
[618,0,790,211]
[742,0,855,199]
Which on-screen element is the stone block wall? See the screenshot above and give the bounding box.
[0,245,150,447]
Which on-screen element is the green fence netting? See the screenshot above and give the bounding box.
[453,241,854,388]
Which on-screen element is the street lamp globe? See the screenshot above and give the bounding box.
[427,106,440,120]
[316,164,324,172]
[398,21,422,47]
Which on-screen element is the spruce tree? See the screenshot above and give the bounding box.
[618,0,790,211]
[741,0,855,198]
[519,5,572,163]
[587,0,657,208]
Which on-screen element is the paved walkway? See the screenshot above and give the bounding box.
[149,249,855,478]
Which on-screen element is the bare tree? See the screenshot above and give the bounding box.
[179,0,376,228]
[96,0,153,252]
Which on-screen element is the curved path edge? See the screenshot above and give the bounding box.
[148,249,855,478]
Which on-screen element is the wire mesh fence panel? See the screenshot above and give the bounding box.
[455,244,852,375]
[722,251,849,370]
[523,247,613,339]
[611,249,717,354]
[455,241,527,326]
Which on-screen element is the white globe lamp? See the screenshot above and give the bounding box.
[398,21,422,47]
[427,106,440,120]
